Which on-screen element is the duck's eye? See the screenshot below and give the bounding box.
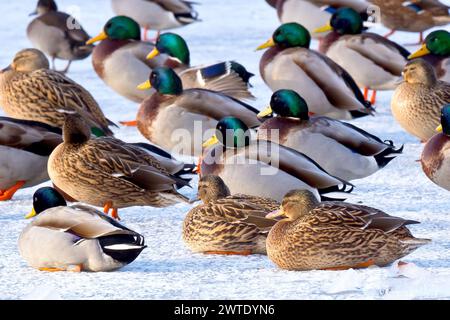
[105,23,112,29]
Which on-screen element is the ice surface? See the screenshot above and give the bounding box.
[0,0,449,300]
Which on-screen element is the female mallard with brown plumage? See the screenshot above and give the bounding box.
[20,187,146,272]
[0,117,62,201]
[421,104,450,191]
[266,189,430,271]
[256,23,373,120]
[391,59,450,142]
[27,0,93,73]
[0,48,115,136]
[201,117,353,202]
[409,29,450,83]
[314,7,410,104]
[145,32,255,101]
[135,67,261,157]
[48,114,190,220]
[257,90,403,181]
[183,175,279,255]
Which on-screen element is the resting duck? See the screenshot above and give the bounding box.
[421,103,450,191]
[111,0,199,40]
[48,114,190,220]
[27,0,93,73]
[183,175,279,255]
[201,117,353,202]
[315,7,410,104]
[0,48,115,136]
[409,30,450,83]
[19,187,146,272]
[266,190,430,271]
[146,32,255,100]
[391,59,450,142]
[257,89,402,181]
[0,117,62,201]
[256,23,373,120]
[135,67,261,157]
[368,0,450,44]
[275,0,370,39]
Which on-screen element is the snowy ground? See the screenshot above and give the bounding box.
[0,0,450,300]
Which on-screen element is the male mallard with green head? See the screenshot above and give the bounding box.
[27,0,93,73]
[266,190,430,271]
[391,59,450,142]
[135,67,261,157]
[409,30,450,83]
[256,23,373,120]
[19,187,146,272]
[314,7,410,104]
[257,89,403,181]
[201,117,353,202]
[0,48,115,136]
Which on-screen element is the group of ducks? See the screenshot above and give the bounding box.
[0,0,448,272]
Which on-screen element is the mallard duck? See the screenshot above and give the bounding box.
[266,189,430,271]
[86,16,169,103]
[0,117,62,201]
[183,175,279,255]
[19,187,146,272]
[145,32,255,100]
[135,67,261,157]
[201,117,353,202]
[27,0,93,73]
[421,103,450,191]
[0,48,115,136]
[256,23,373,120]
[391,59,450,142]
[276,0,370,39]
[368,0,450,44]
[314,7,410,104]
[409,29,450,83]
[48,114,190,220]
[257,90,402,181]
[111,0,199,41]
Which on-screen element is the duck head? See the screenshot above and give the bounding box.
[26,187,67,219]
[86,16,141,45]
[402,59,437,86]
[197,175,231,204]
[62,113,92,144]
[137,67,183,95]
[437,104,450,136]
[202,117,251,149]
[2,48,49,74]
[314,7,363,35]
[30,0,57,16]
[258,89,309,120]
[146,33,190,65]
[409,30,450,59]
[266,189,319,220]
[256,23,311,50]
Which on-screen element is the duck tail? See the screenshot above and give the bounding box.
[400,237,431,254]
[374,143,404,168]
[319,183,354,202]
[99,233,146,264]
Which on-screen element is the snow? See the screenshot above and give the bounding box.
[0,0,450,300]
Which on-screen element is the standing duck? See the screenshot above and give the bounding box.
[257,90,402,181]
[266,190,430,271]
[275,0,370,39]
[421,104,450,191]
[256,23,373,120]
[314,7,410,104]
[0,48,115,136]
[111,0,199,41]
[201,117,354,202]
[0,117,62,201]
[409,30,450,83]
[48,114,190,220]
[27,0,93,73]
[19,187,146,272]
[135,67,261,157]
[391,59,450,142]
[183,175,279,255]
[146,32,255,100]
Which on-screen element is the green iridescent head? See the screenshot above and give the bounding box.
[148,67,183,95]
[155,33,190,65]
[425,30,450,56]
[103,16,141,41]
[26,187,67,219]
[439,104,450,136]
[270,90,309,119]
[257,23,311,50]
[206,117,251,149]
[330,8,363,35]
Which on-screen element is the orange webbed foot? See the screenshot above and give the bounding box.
[119,120,138,127]
[0,181,26,201]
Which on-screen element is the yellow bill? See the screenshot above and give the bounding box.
[256,38,275,51]
[25,208,36,219]
[265,208,285,219]
[86,31,108,45]
[202,135,219,148]
[314,23,333,34]
[408,44,430,60]
[436,124,443,132]
[146,48,160,60]
[137,79,152,90]
[257,106,273,118]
